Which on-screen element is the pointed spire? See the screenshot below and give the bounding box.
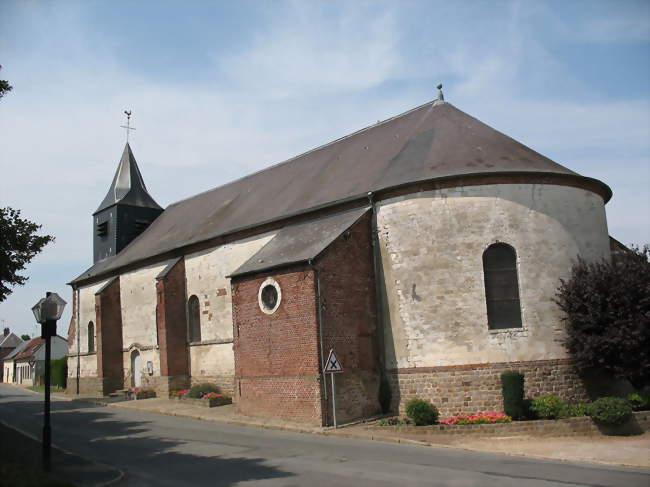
[434,83,445,105]
[94,143,162,214]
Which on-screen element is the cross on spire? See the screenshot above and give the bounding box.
[120,110,136,143]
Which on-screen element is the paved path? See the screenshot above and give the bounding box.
[1,385,648,487]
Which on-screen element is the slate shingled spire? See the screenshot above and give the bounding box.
[95,143,162,214]
[92,143,163,263]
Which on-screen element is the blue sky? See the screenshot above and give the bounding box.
[1,0,649,338]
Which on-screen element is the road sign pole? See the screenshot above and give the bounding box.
[331,372,337,429]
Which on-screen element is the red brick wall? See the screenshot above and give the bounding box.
[318,213,381,424]
[96,278,124,394]
[156,259,189,384]
[232,269,324,424]
[388,358,590,418]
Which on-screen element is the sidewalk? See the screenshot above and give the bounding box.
[100,396,650,469]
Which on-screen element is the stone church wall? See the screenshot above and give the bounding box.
[184,233,274,395]
[68,279,109,395]
[120,262,171,388]
[376,183,609,415]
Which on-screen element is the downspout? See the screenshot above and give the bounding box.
[367,192,388,412]
[309,259,327,401]
[76,286,80,394]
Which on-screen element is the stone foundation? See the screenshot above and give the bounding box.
[388,359,589,417]
[71,376,122,396]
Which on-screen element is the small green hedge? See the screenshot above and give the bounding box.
[588,397,633,424]
[626,391,650,411]
[188,383,221,399]
[405,398,438,426]
[51,357,67,389]
[501,371,526,420]
[530,394,564,419]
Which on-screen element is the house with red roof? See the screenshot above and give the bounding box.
[7,336,67,386]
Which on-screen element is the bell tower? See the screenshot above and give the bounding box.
[93,142,163,263]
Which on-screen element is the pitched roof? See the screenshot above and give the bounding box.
[13,337,44,361]
[4,340,28,360]
[230,207,369,278]
[0,332,22,349]
[95,143,162,214]
[72,100,611,285]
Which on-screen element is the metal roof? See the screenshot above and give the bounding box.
[95,143,162,214]
[72,100,611,285]
[230,207,369,278]
[3,340,28,360]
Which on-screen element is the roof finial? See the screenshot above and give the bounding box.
[434,83,445,104]
[120,110,136,143]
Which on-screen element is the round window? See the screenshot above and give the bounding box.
[258,278,282,314]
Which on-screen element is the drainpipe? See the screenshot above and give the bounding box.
[367,192,388,410]
[76,287,80,394]
[309,259,327,401]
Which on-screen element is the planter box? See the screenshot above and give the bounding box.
[367,411,650,438]
[173,396,232,408]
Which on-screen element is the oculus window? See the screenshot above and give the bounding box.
[258,278,282,315]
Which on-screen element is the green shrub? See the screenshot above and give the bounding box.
[501,371,525,420]
[530,394,564,419]
[405,398,438,426]
[559,402,590,418]
[588,397,633,424]
[51,357,67,389]
[188,383,221,399]
[626,392,650,411]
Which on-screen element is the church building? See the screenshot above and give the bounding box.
[67,90,613,425]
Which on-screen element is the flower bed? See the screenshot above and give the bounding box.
[368,411,650,438]
[440,412,511,425]
[171,389,232,408]
[128,387,156,400]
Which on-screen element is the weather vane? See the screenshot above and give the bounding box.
[120,110,136,143]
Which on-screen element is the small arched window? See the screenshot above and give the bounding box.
[188,295,201,342]
[87,321,95,352]
[483,243,522,330]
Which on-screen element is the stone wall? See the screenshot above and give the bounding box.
[377,184,610,372]
[387,358,589,417]
[233,268,324,424]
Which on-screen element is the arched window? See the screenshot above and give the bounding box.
[187,295,201,342]
[483,243,522,329]
[87,322,95,352]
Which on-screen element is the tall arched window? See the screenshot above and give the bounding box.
[187,295,201,342]
[87,321,95,352]
[483,243,522,330]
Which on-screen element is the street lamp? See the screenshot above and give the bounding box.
[31,291,66,473]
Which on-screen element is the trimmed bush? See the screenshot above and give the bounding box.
[588,397,633,424]
[626,392,650,411]
[501,371,525,420]
[530,394,564,419]
[188,383,221,399]
[559,402,590,418]
[51,357,67,389]
[405,398,438,426]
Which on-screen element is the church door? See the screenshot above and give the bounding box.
[131,351,142,388]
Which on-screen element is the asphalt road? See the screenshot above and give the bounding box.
[1,384,648,487]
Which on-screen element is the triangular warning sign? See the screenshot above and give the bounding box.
[324,349,343,373]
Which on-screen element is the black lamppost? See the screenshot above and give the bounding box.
[31,292,66,473]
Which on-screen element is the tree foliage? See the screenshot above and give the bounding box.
[556,246,650,389]
[20,334,31,341]
[0,207,54,302]
[0,65,12,100]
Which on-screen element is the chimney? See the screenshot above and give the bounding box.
[3,327,8,336]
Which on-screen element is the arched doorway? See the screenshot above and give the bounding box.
[131,350,142,388]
